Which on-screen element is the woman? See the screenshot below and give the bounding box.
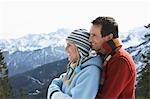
[47,29,101,99]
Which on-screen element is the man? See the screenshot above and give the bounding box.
[89,16,136,99]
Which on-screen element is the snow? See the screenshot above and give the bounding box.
[130,49,139,56]
[27,76,44,86]
[1,26,148,55]
[1,26,150,76]
[38,39,50,48]
[0,28,71,54]
[120,26,150,49]
[28,89,40,95]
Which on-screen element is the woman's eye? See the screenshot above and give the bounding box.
[67,44,71,47]
[66,44,69,47]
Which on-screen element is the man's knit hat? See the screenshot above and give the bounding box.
[66,29,91,57]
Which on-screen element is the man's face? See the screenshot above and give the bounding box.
[89,25,106,52]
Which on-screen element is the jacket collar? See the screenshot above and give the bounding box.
[101,38,122,54]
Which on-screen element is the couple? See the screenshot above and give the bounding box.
[47,16,136,99]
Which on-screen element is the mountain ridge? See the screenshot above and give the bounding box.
[0,29,71,76]
[8,25,150,98]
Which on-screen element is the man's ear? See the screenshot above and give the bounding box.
[104,33,113,41]
[108,33,113,40]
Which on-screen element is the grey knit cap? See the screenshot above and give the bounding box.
[66,29,91,57]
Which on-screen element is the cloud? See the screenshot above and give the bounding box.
[0,0,149,39]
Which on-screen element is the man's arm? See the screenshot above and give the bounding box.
[99,57,134,98]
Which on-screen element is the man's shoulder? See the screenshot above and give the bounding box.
[109,48,136,73]
[113,48,132,60]
[110,48,135,65]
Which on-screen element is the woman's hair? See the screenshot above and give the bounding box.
[63,29,91,85]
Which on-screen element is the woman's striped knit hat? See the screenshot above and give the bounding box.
[66,29,91,57]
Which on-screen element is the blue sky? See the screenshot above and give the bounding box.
[0,0,149,39]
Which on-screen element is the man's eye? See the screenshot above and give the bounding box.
[92,34,96,36]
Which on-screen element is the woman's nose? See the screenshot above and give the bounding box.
[65,46,68,52]
[65,45,70,52]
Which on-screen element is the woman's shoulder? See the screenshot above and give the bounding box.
[84,55,102,65]
[80,55,102,70]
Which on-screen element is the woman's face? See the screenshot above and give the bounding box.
[65,42,78,62]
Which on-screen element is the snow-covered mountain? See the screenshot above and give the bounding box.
[120,26,149,49]
[120,26,150,73]
[0,29,71,54]
[9,25,150,98]
[0,25,149,77]
[0,29,71,76]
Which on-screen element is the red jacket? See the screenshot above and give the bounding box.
[96,47,136,99]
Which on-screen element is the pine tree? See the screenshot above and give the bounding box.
[136,50,150,98]
[0,49,12,99]
[19,87,27,99]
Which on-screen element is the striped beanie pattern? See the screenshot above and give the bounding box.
[66,29,91,57]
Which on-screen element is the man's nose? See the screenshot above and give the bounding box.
[89,36,92,43]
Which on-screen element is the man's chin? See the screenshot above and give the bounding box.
[91,46,96,50]
[91,47,103,53]
[91,47,98,51]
